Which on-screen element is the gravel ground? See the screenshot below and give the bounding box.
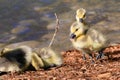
[0,45,120,80]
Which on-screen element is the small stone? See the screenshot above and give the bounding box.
[97,72,111,79]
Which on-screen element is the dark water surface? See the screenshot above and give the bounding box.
[0,0,119,51]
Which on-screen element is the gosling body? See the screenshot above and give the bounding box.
[0,46,32,72]
[0,46,63,72]
[70,8,109,60]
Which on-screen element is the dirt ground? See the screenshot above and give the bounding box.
[0,45,120,80]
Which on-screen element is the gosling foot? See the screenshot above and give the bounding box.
[96,51,104,60]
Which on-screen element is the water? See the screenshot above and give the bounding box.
[0,0,119,51]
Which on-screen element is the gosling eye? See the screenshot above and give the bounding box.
[83,14,86,18]
[75,28,79,31]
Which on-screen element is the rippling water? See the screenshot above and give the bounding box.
[0,0,119,51]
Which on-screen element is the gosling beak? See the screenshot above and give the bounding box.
[79,18,83,23]
[70,33,76,39]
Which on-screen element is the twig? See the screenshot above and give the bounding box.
[48,13,60,48]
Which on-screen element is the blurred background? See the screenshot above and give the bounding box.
[0,0,119,52]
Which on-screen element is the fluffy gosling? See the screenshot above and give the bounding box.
[70,8,109,61]
[0,46,32,72]
[0,46,63,72]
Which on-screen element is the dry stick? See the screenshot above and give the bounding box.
[33,13,60,52]
[48,13,60,48]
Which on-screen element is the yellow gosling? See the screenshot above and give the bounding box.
[70,8,109,61]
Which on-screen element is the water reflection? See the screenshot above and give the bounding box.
[0,0,119,51]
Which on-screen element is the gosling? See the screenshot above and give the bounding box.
[70,8,109,61]
[0,46,33,72]
[0,46,63,72]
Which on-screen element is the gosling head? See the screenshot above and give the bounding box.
[39,47,62,68]
[76,8,86,23]
[0,48,12,56]
[70,22,84,41]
